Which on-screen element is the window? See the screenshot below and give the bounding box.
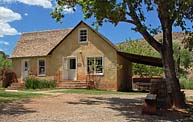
[87,57,103,75]
[69,58,76,69]
[24,61,29,71]
[38,59,46,76]
[79,28,88,42]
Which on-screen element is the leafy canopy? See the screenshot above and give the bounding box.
[52,0,192,32]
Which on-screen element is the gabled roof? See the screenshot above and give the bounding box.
[48,21,120,55]
[10,29,72,58]
[10,21,119,58]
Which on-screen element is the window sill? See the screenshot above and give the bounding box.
[38,74,46,77]
[86,73,104,76]
[79,41,88,44]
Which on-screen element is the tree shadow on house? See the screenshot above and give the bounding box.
[67,96,192,122]
[0,100,36,116]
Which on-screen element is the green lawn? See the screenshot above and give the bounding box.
[0,89,46,103]
[56,89,147,95]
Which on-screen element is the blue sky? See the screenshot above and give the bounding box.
[0,0,192,55]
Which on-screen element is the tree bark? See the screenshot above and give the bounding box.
[161,26,186,108]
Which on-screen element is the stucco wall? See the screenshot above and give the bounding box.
[11,56,53,83]
[50,22,118,90]
[11,22,119,90]
[117,54,132,91]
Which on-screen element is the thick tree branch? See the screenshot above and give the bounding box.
[126,2,162,53]
[120,19,136,25]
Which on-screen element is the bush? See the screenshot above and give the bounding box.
[25,77,56,89]
[180,76,193,89]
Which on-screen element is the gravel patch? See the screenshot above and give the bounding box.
[0,93,192,122]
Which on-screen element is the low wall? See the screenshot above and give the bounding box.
[132,77,163,90]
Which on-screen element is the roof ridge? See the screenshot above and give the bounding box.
[22,28,73,35]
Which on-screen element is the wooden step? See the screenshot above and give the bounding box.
[57,80,87,89]
[7,83,24,90]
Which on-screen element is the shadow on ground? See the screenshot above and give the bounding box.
[0,100,36,116]
[67,96,193,122]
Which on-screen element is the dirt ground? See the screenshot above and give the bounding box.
[0,92,192,122]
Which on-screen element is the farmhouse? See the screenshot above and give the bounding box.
[10,21,162,91]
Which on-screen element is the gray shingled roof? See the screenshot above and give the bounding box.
[10,29,72,58]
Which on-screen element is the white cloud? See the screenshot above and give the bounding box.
[24,13,28,16]
[0,6,21,23]
[0,23,20,37]
[18,0,52,8]
[0,41,9,45]
[0,7,21,37]
[0,0,53,8]
[63,5,74,14]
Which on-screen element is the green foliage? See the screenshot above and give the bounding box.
[119,39,160,57]
[118,40,192,77]
[118,40,163,77]
[180,76,193,89]
[0,51,11,70]
[173,43,192,69]
[133,63,163,77]
[51,1,192,32]
[182,32,193,51]
[25,77,56,89]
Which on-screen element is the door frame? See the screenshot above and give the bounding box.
[21,59,30,80]
[65,56,77,80]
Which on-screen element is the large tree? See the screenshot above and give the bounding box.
[51,0,193,108]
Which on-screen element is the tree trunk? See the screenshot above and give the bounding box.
[161,27,186,108]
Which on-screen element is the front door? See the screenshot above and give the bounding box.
[68,58,76,80]
[22,60,29,79]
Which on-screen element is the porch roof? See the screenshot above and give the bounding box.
[117,51,163,67]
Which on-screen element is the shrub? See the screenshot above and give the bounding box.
[25,77,56,89]
[180,76,193,89]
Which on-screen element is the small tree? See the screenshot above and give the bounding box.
[0,51,11,86]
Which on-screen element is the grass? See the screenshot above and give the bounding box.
[180,76,193,89]
[0,89,47,103]
[186,96,193,101]
[56,89,147,95]
[25,77,56,89]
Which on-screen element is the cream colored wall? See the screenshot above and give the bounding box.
[12,58,22,80]
[49,22,118,90]
[117,54,132,91]
[11,56,52,83]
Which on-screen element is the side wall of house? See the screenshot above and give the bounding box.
[117,54,132,91]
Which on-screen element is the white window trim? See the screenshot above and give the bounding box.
[85,56,104,76]
[37,58,46,77]
[78,28,88,43]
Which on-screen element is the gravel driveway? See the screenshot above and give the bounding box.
[0,93,192,122]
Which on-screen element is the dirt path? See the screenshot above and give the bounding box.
[183,90,193,97]
[0,93,192,122]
